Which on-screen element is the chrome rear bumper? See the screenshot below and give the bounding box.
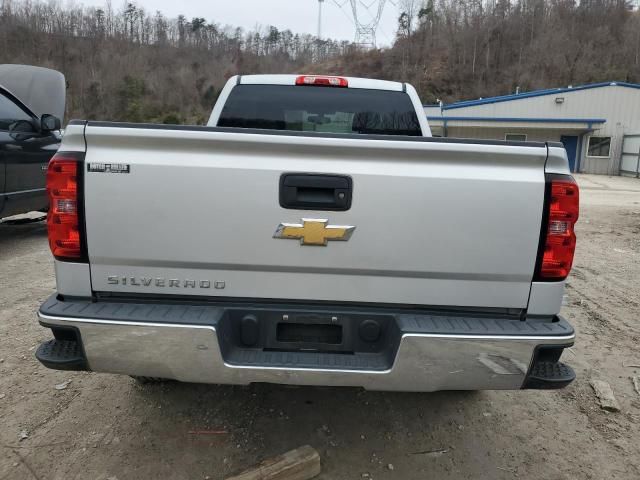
[37,296,575,392]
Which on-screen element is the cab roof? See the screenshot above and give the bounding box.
[238,74,405,92]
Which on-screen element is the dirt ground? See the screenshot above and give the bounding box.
[1,174,639,480]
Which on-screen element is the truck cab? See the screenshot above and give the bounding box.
[208,74,432,137]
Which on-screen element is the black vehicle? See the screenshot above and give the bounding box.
[0,65,65,220]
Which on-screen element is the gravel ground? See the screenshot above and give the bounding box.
[1,174,639,480]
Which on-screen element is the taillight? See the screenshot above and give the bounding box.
[535,175,579,281]
[295,75,348,88]
[46,152,86,262]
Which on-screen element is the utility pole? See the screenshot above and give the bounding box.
[317,0,325,39]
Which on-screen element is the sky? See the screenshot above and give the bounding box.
[79,0,402,46]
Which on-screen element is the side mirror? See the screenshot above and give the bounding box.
[40,114,61,132]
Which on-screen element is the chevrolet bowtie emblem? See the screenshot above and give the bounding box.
[274,219,356,246]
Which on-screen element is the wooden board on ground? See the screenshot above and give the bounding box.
[590,379,621,412]
[226,445,321,480]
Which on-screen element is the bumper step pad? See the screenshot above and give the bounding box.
[35,339,88,371]
[225,349,391,371]
[523,361,575,389]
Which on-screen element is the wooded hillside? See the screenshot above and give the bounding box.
[1,0,639,122]
[0,0,354,123]
[322,0,640,104]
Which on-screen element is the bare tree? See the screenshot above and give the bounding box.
[398,0,422,36]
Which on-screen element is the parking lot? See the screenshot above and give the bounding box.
[1,174,639,480]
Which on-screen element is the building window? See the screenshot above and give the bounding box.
[587,136,611,157]
[505,133,527,142]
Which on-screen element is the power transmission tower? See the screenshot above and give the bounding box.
[349,0,389,49]
[330,0,396,48]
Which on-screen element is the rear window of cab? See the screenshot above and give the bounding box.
[218,84,422,136]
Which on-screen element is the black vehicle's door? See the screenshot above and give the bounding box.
[0,92,56,218]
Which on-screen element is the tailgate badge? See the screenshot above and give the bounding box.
[87,163,130,174]
[274,219,355,246]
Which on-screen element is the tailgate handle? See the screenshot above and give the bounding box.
[279,174,352,211]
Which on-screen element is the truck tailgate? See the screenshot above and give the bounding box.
[82,124,547,309]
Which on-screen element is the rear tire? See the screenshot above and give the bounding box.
[131,376,167,384]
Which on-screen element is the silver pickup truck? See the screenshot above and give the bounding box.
[36,75,579,392]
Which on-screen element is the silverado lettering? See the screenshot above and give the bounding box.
[107,276,221,289]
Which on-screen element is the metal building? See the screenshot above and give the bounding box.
[425,82,640,175]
